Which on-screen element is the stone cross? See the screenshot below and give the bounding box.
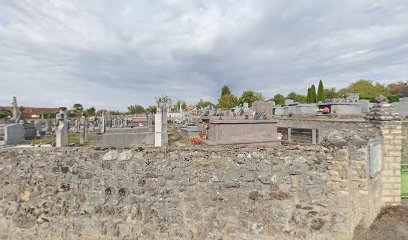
[11,97,18,119]
[56,107,69,147]
[100,112,106,133]
[154,112,163,147]
[84,116,88,142]
[79,113,86,144]
[155,96,171,147]
[10,97,23,123]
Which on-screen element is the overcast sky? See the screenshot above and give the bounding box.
[1,0,408,111]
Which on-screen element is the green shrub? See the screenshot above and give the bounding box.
[0,111,11,119]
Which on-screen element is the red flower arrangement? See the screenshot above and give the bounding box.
[191,136,202,145]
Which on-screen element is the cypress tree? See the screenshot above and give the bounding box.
[317,80,325,102]
[306,87,311,103]
[310,84,317,103]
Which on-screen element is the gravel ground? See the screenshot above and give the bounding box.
[353,206,408,240]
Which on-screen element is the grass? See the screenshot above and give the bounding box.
[30,132,95,146]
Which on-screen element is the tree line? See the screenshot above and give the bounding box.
[213,79,408,110]
[28,79,404,119]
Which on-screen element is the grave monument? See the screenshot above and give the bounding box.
[56,107,69,147]
[79,113,86,144]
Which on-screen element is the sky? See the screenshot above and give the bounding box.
[1,0,408,111]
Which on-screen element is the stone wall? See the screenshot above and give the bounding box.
[0,140,388,240]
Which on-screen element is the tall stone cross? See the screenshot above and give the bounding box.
[100,112,106,133]
[56,107,69,147]
[155,96,171,147]
[79,113,86,144]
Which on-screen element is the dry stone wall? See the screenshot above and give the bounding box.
[0,138,386,240]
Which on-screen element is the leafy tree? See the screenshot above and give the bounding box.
[42,112,56,119]
[218,94,238,110]
[172,100,187,112]
[306,87,311,103]
[339,80,390,101]
[85,107,96,116]
[196,99,215,109]
[127,105,145,114]
[238,90,264,106]
[273,94,285,106]
[146,105,157,114]
[0,111,11,119]
[111,110,125,115]
[72,103,83,118]
[286,92,306,103]
[325,87,340,99]
[221,85,231,96]
[310,84,317,103]
[317,80,326,102]
[96,109,108,116]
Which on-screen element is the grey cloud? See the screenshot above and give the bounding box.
[0,0,408,110]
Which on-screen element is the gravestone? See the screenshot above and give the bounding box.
[56,107,69,147]
[4,123,25,145]
[285,99,295,106]
[392,97,408,118]
[46,117,52,132]
[254,111,261,120]
[251,101,273,119]
[180,125,199,138]
[342,93,359,102]
[238,108,244,116]
[359,99,370,113]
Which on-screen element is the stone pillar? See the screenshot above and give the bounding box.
[79,113,86,145]
[380,121,402,205]
[155,96,171,147]
[56,107,69,147]
[100,112,106,133]
[366,97,402,205]
[155,113,162,147]
[84,116,88,142]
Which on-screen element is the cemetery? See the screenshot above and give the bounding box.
[0,93,407,239]
[3,1,408,238]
